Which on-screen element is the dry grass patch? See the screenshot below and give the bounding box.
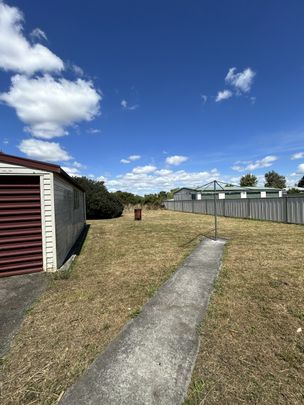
[186,215,304,404]
[0,210,209,405]
[1,210,303,405]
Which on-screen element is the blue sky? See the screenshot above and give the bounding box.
[0,0,304,194]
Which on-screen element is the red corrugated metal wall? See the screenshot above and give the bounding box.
[0,176,43,277]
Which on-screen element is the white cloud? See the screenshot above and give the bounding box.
[132,165,157,174]
[165,155,188,166]
[18,139,71,162]
[215,89,232,102]
[225,67,256,93]
[62,166,81,177]
[128,155,141,161]
[30,28,47,42]
[297,163,304,174]
[0,2,64,74]
[105,168,220,194]
[0,74,101,138]
[120,155,141,164]
[232,155,278,172]
[73,161,86,169]
[291,152,304,160]
[121,99,139,111]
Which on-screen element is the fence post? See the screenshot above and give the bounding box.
[192,199,194,213]
[223,199,226,217]
[181,200,184,212]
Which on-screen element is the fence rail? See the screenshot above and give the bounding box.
[164,196,304,225]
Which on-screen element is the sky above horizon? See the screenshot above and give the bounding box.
[0,0,304,194]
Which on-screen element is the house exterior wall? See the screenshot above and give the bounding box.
[0,162,57,271]
[174,189,197,200]
[54,174,86,268]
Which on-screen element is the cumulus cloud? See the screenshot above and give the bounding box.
[0,1,64,74]
[18,139,71,161]
[105,168,220,194]
[62,166,81,176]
[165,155,188,166]
[232,155,278,172]
[297,163,304,174]
[215,89,232,102]
[132,165,157,174]
[225,67,256,93]
[291,152,304,160]
[0,74,101,138]
[121,99,139,111]
[73,161,86,169]
[120,155,141,164]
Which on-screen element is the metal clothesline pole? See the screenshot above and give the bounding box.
[214,180,217,240]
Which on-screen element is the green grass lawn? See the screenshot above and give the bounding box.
[1,210,303,405]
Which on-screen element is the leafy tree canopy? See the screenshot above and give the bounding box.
[240,173,258,187]
[264,171,286,188]
[297,176,304,188]
[73,177,123,219]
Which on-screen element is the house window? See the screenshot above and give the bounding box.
[74,189,80,209]
[191,194,196,200]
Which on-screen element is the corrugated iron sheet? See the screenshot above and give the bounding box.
[164,196,304,225]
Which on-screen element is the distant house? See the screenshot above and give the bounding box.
[173,185,283,201]
[0,152,86,277]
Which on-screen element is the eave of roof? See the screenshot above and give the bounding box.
[0,152,85,192]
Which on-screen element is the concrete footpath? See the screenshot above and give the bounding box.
[60,238,226,405]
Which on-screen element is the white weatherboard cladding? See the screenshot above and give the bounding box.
[241,191,247,199]
[218,192,225,200]
[54,175,85,268]
[0,162,57,271]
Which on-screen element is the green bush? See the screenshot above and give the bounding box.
[73,177,123,219]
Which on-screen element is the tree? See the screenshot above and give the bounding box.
[240,173,257,187]
[73,177,123,219]
[297,176,304,188]
[112,191,143,205]
[264,171,286,188]
[287,188,300,194]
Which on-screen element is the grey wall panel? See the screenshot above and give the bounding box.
[287,197,304,224]
[164,197,304,225]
